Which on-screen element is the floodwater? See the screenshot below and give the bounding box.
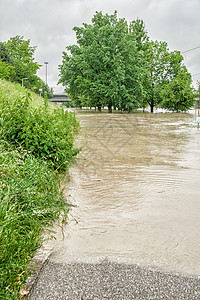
[41,111,200,276]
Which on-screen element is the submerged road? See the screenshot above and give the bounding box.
[29,110,200,299]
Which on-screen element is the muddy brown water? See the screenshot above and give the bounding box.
[40,111,200,276]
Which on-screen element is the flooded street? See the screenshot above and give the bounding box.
[44,111,200,276]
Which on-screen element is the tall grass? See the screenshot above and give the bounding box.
[0,79,79,299]
[0,78,43,109]
[0,92,79,172]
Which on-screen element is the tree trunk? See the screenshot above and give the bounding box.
[108,104,112,113]
[150,99,154,113]
[98,106,101,112]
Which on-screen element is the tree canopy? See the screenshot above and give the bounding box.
[0,36,53,97]
[144,40,189,112]
[59,11,194,113]
[59,11,149,112]
[5,36,41,88]
[0,42,13,65]
[159,66,194,112]
[0,61,16,80]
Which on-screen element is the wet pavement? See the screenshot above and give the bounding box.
[29,259,200,299]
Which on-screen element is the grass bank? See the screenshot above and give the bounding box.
[0,79,79,299]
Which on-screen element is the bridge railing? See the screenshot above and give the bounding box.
[49,94,70,102]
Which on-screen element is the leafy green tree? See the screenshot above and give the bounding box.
[129,18,149,51]
[159,66,195,112]
[196,81,200,97]
[59,11,147,112]
[144,40,184,112]
[41,81,54,98]
[0,60,16,80]
[5,35,41,87]
[0,42,13,64]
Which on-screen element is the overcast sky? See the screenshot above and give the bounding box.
[1,0,200,93]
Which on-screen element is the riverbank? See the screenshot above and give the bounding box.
[0,79,79,299]
[28,259,200,299]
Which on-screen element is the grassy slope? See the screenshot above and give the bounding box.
[0,78,44,108]
[0,79,78,299]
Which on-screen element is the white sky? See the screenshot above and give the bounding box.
[1,0,200,93]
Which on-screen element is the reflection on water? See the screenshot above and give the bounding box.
[42,112,200,275]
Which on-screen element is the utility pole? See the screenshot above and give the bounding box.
[22,78,28,87]
[44,62,48,85]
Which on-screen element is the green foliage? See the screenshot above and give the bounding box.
[5,36,40,85]
[159,67,195,112]
[41,81,54,98]
[0,78,45,109]
[59,11,148,113]
[0,79,79,299]
[0,42,13,64]
[0,92,79,172]
[196,81,200,96]
[0,143,69,299]
[144,40,185,112]
[129,18,149,51]
[0,61,16,80]
[59,11,194,113]
[3,36,54,96]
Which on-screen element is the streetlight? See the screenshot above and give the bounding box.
[44,62,48,85]
[22,78,28,87]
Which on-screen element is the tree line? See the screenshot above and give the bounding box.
[0,35,53,97]
[59,11,195,113]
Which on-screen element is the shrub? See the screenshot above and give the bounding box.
[0,92,79,172]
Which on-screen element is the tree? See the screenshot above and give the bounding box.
[0,61,16,80]
[5,36,41,88]
[41,81,54,98]
[196,81,200,97]
[129,18,149,51]
[59,11,147,112]
[159,66,195,112]
[144,40,184,112]
[0,42,13,64]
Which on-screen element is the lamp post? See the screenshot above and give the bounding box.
[44,62,48,86]
[22,78,28,87]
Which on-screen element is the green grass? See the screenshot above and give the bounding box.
[0,79,79,299]
[0,78,43,109]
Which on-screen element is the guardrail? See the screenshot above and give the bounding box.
[49,94,70,102]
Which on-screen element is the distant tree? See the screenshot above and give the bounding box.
[196,81,200,97]
[5,36,41,87]
[196,81,200,107]
[144,40,184,112]
[41,81,54,98]
[159,66,195,112]
[59,11,147,112]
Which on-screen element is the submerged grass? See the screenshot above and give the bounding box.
[0,79,79,299]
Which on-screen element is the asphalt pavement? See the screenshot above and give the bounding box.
[28,259,200,300]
